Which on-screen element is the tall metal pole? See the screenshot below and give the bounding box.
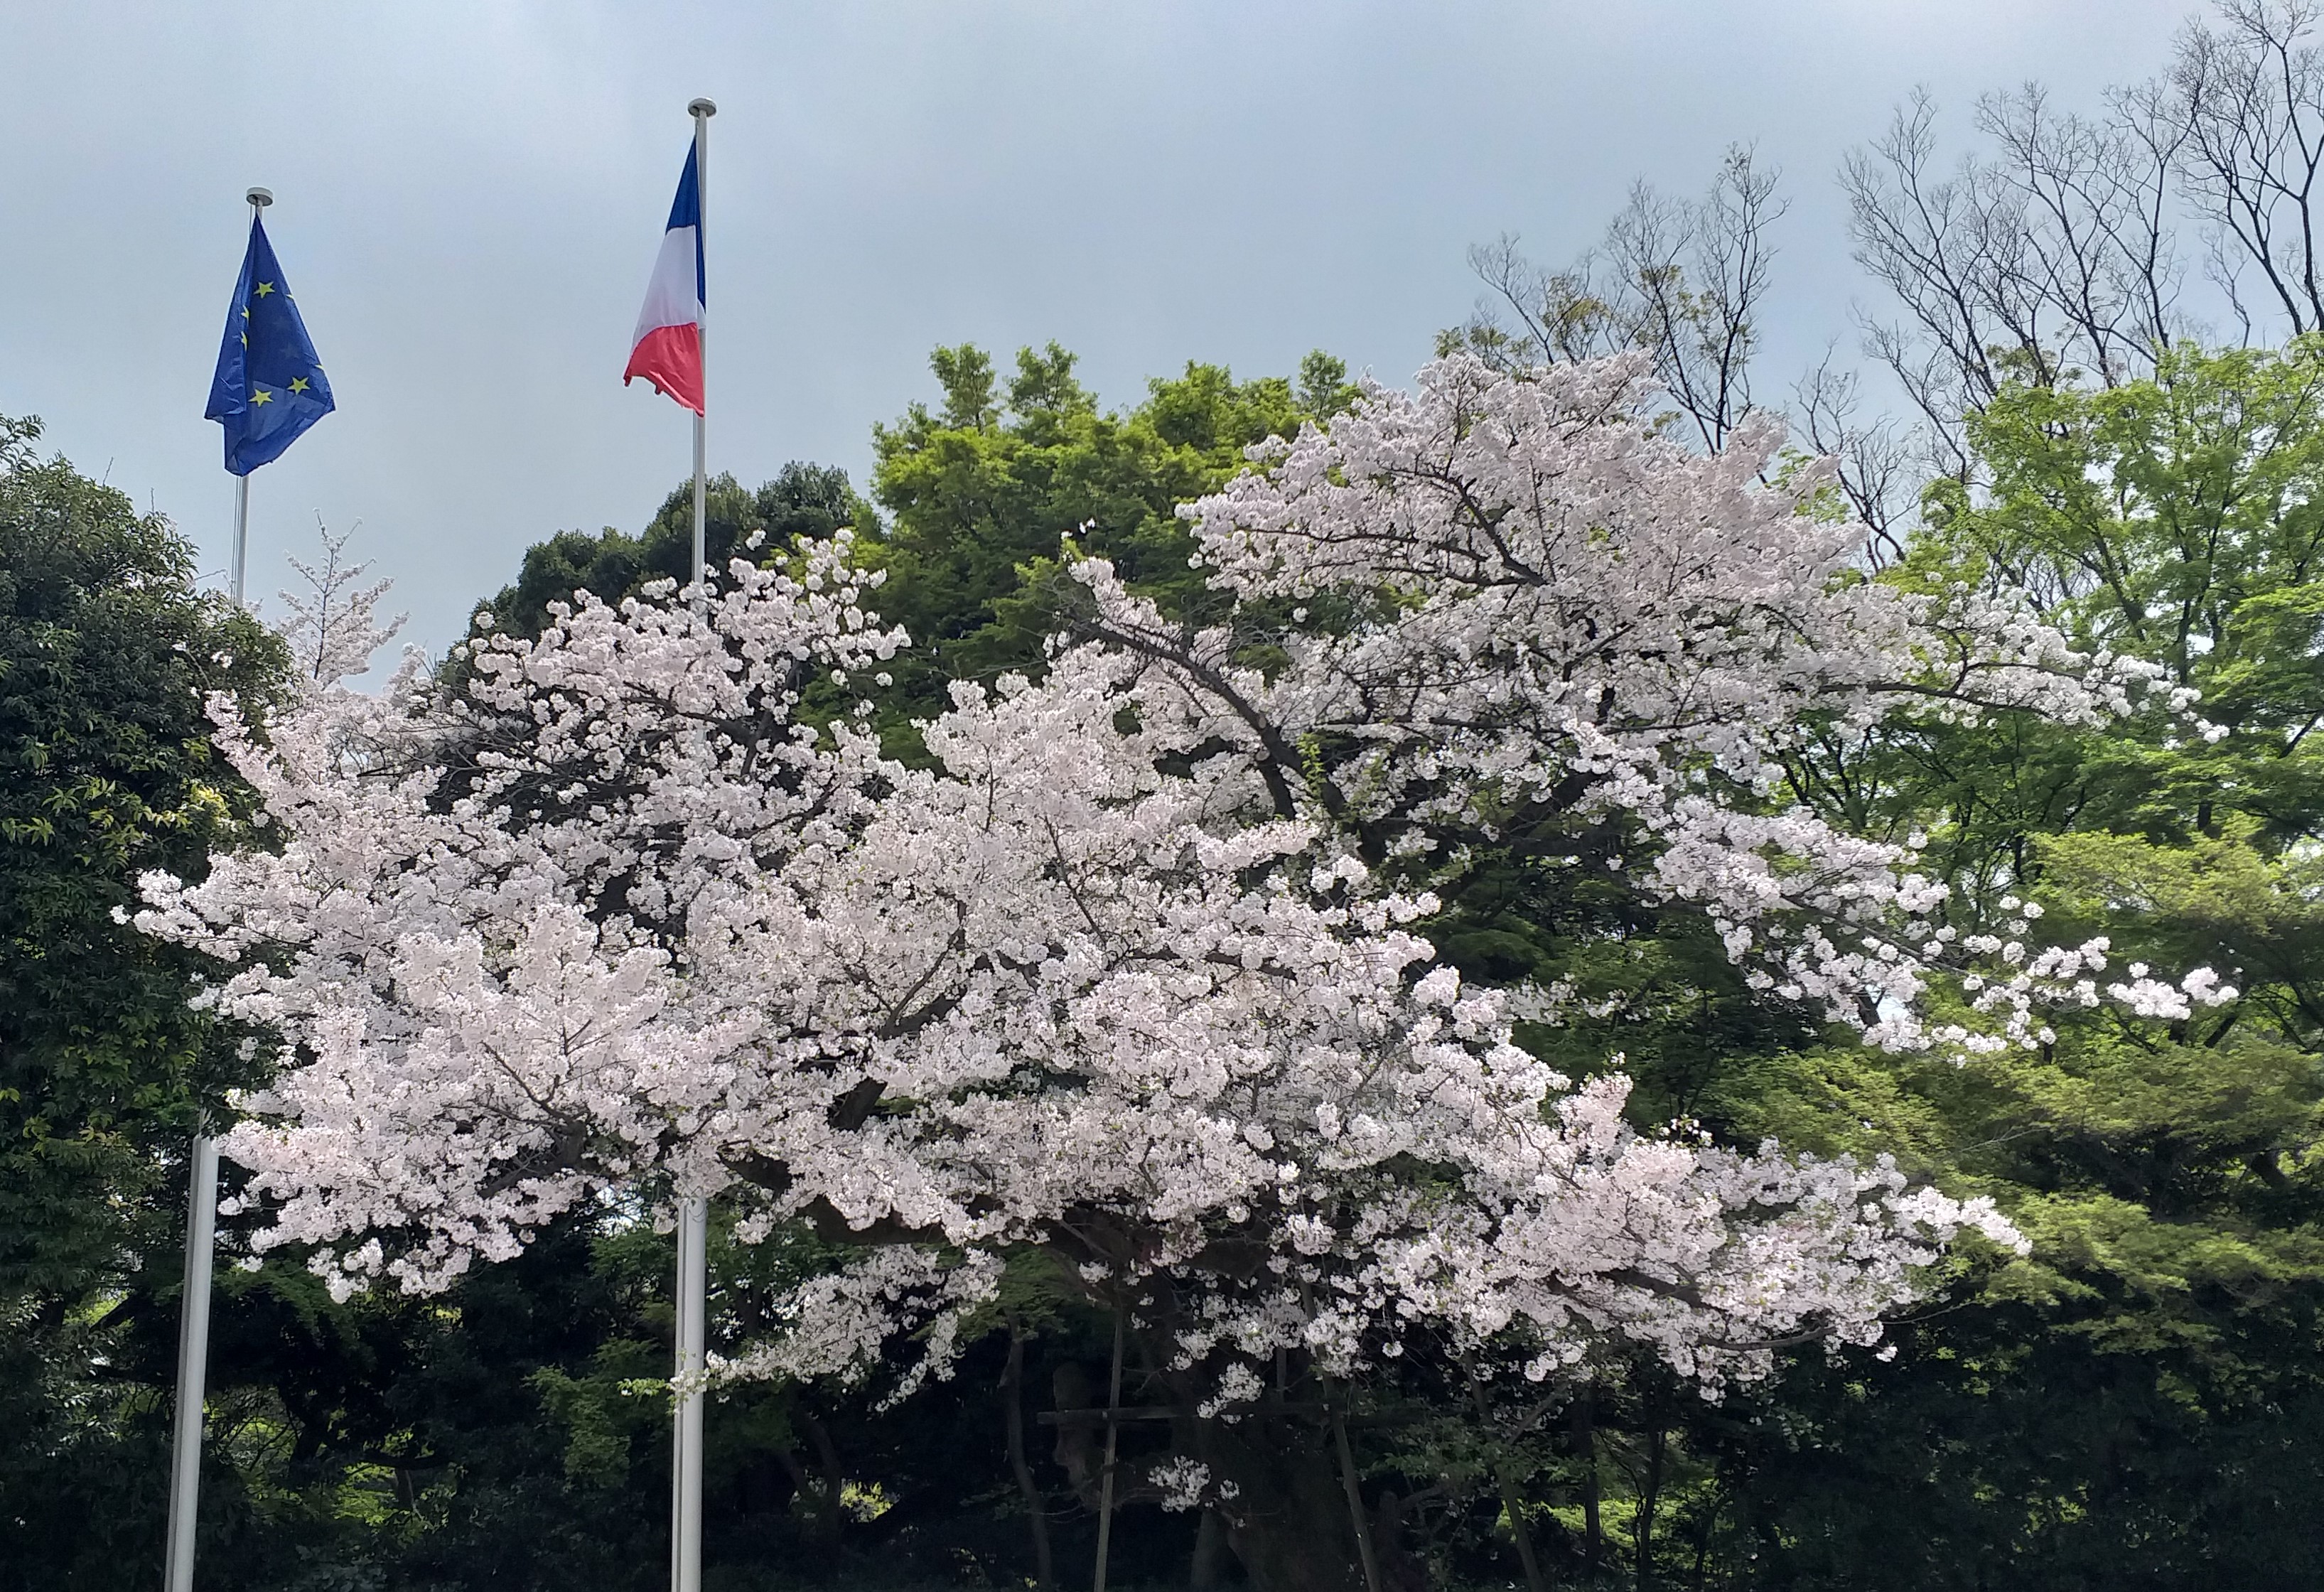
[671,1198,707,1592]
[229,475,249,608]
[166,183,270,1592]
[689,99,713,588]
[227,188,268,610]
[672,99,715,1592]
[162,1136,219,1592]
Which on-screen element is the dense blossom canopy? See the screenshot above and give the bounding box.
[141,354,2232,1411]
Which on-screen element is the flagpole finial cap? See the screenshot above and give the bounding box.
[689,98,716,118]
[246,187,273,209]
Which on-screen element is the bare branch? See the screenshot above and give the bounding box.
[1459,146,1787,451]
[2165,0,2324,335]
[1793,350,1918,568]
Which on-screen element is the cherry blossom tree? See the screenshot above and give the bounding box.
[275,519,405,688]
[136,354,2233,1587]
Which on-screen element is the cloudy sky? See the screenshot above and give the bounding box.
[2,1,2199,657]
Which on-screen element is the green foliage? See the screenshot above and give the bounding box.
[1896,345,2324,1374]
[0,414,290,1586]
[865,340,1345,748]
[1697,343,2324,1586]
[1918,339,2324,841]
[475,462,875,642]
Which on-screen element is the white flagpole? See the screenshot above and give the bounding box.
[161,1135,219,1592]
[688,98,714,589]
[227,188,269,609]
[166,182,271,1592]
[672,1199,707,1592]
[672,95,714,1592]
[230,475,249,607]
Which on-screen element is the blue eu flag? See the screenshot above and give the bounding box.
[205,216,333,475]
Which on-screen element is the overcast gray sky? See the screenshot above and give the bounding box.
[1,1,2200,657]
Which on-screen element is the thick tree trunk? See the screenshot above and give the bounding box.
[1053,1362,1105,1510]
[1467,1368,1546,1592]
[1574,1390,1602,1578]
[1004,1311,1055,1590]
[1635,1422,1666,1592]
[1370,1490,1435,1592]
[777,1446,839,1542]
[1493,1457,1548,1592]
[1690,1492,1715,1591]
[1192,1509,1231,1590]
[1194,1413,1367,1592]
[807,1412,846,1542]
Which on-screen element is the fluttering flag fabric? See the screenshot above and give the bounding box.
[623,144,704,414]
[205,216,334,476]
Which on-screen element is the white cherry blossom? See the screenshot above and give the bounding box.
[147,357,2234,1412]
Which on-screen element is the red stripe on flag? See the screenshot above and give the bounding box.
[623,323,704,415]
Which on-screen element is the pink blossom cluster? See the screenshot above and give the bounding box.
[144,355,2233,1404]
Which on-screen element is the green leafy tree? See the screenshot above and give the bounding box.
[866,340,1350,741]
[1689,343,2324,1589]
[476,462,875,642]
[1897,342,2324,1384]
[0,414,287,1586]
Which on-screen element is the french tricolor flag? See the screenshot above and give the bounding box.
[623,145,704,414]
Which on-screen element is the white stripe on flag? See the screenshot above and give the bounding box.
[632,225,701,345]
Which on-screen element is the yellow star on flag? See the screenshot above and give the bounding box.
[288,377,310,394]
[249,387,273,406]
[254,282,276,297]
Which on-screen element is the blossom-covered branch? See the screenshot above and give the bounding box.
[145,357,2232,1416]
